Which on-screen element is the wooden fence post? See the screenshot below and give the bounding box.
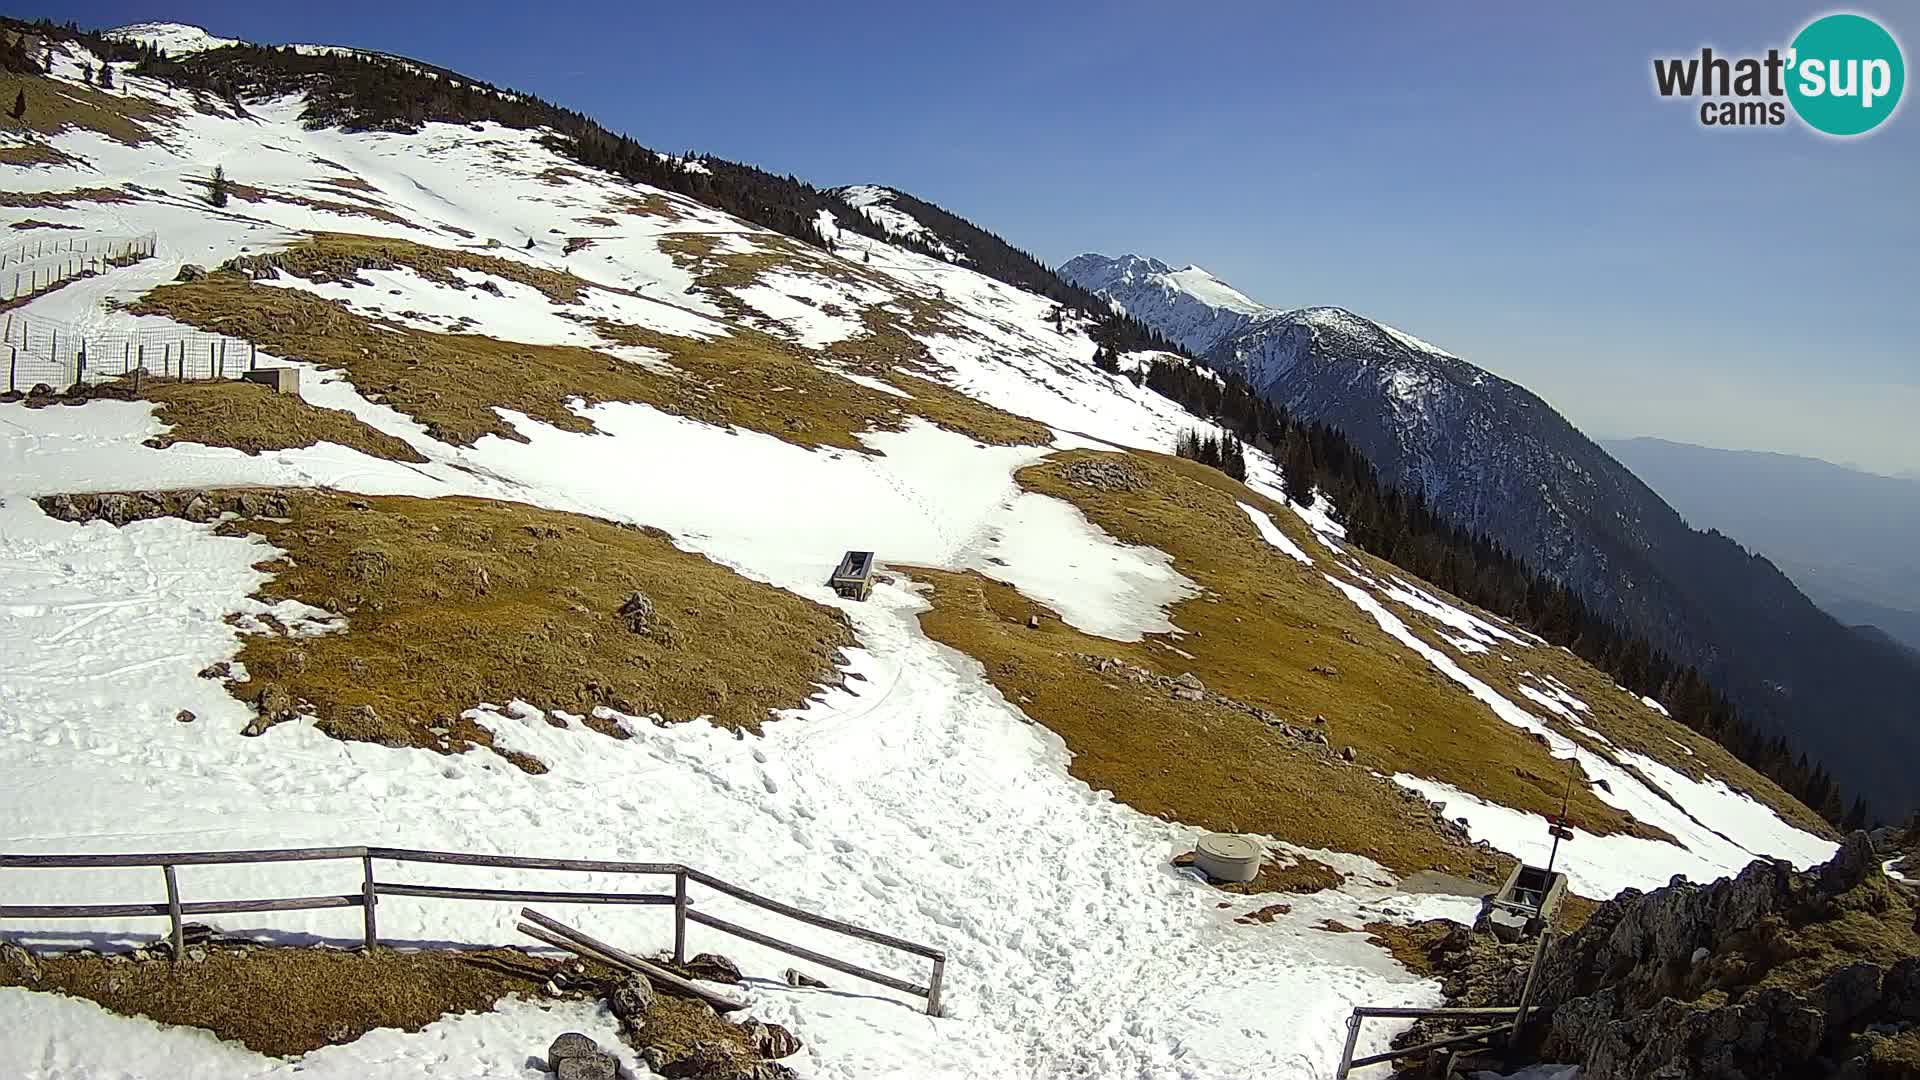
[361,852,378,951]
[162,864,184,962]
[122,341,130,375]
[8,346,15,394]
[926,955,946,1017]
[673,869,688,966]
[250,342,257,371]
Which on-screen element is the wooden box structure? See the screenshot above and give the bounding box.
[1483,862,1567,937]
[829,551,877,600]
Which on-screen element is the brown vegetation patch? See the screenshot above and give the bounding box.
[219,490,849,754]
[218,181,413,228]
[1740,874,1920,996]
[0,185,131,208]
[564,236,594,255]
[1021,451,1676,846]
[227,231,590,303]
[1236,903,1292,925]
[133,231,1045,451]
[7,216,79,229]
[133,377,426,462]
[576,215,618,227]
[0,943,570,1057]
[609,192,689,222]
[0,141,80,167]
[0,71,174,145]
[1470,647,1834,839]
[908,449,1670,879]
[907,564,1511,880]
[1362,919,1455,976]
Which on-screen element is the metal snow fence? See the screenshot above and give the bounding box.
[0,234,157,302]
[1,311,255,394]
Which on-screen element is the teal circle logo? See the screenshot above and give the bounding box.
[1788,13,1905,136]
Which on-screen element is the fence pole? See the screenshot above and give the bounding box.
[673,869,688,966]
[209,341,215,381]
[250,342,257,371]
[8,347,15,393]
[219,339,227,378]
[361,852,378,951]
[123,341,130,375]
[926,955,946,1017]
[163,864,184,962]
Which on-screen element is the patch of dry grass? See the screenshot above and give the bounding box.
[229,231,591,303]
[0,141,80,167]
[907,564,1511,880]
[1023,451,1669,841]
[6,216,80,229]
[0,943,570,1057]
[0,71,174,146]
[0,185,131,208]
[134,232,1047,451]
[215,491,851,761]
[1740,874,1920,997]
[133,378,427,462]
[216,180,413,227]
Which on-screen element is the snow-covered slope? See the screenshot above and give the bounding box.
[1061,252,1920,822]
[835,185,967,263]
[0,30,1841,1080]
[103,21,243,55]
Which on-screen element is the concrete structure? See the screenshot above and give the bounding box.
[1480,862,1568,940]
[240,367,301,395]
[1193,833,1262,883]
[829,550,877,601]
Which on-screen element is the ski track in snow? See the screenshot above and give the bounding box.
[0,32,1832,1079]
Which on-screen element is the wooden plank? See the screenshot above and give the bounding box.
[518,907,746,1013]
[1344,1022,1514,1070]
[0,902,171,919]
[0,847,367,868]
[375,882,676,906]
[369,847,680,876]
[519,921,633,974]
[686,909,928,999]
[683,868,943,960]
[1350,1005,1531,1019]
[178,894,363,916]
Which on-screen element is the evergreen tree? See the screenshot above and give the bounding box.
[209,164,228,207]
[9,90,23,121]
[81,62,92,84]
[98,62,114,89]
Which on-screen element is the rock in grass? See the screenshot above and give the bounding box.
[609,972,657,1026]
[548,1032,611,1074]
[742,1019,802,1059]
[555,1056,615,1080]
[686,952,742,984]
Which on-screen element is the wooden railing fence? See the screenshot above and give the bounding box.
[0,845,946,1015]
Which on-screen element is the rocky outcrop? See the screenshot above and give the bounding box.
[1073,653,1333,752]
[1060,458,1147,493]
[38,489,290,527]
[1510,833,1918,1080]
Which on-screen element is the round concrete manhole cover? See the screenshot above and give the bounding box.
[1194,833,1262,882]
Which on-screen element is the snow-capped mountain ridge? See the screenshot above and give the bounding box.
[1060,252,1920,822]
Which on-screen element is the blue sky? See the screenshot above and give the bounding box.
[36,1,1920,474]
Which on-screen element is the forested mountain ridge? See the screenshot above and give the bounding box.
[1063,252,1920,820]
